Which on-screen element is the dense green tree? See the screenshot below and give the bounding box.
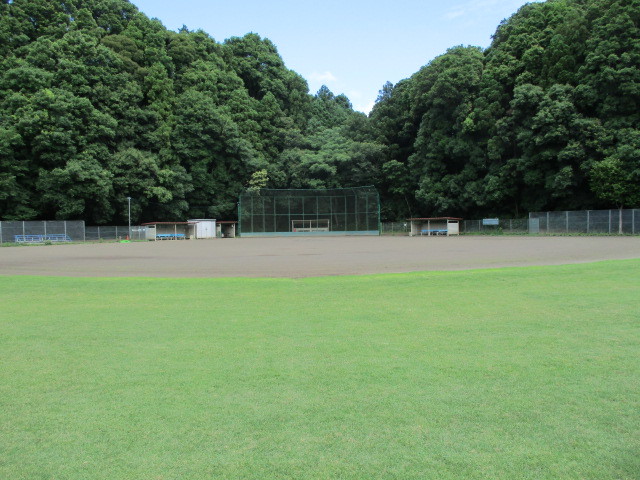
[307,86,352,133]
[0,125,34,219]
[287,127,380,189]
[369,80,417,219]
[370,0,639,220]
[473,0,639,215]
[1,0,638,225]
[409,46,485,216]
[222,33,310,124]
[109,147,191,223]
[590,128,640,232]
[246,169,269,194]
[170,90,261,218]
[1,87,118,221]
[281,86,383,190]
[36,152,114,222]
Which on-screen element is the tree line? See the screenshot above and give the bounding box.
[1,0,638,224]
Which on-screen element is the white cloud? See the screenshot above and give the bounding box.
[308,71,337,84]
[353,100,376,115]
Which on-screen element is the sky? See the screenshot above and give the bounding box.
[131,0,543,114]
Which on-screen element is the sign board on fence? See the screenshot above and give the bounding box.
[482,218,499,226]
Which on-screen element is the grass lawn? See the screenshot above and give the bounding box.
[1,261,639,479]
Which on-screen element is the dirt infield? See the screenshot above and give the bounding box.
[1,236,639,278]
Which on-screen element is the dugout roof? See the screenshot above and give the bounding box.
[407,217,463,221]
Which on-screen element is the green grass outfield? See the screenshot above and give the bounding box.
[1,261,639,480]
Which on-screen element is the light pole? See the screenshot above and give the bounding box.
[127,197,131,240]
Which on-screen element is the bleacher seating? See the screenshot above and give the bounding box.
[155,233,186,240]
[421,229,448,236]
[14,234,72,243]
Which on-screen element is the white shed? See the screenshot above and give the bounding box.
[188,219,217,239]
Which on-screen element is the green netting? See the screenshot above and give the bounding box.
[239,186,380,235]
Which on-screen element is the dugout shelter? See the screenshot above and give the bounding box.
[141,221,196,240]
[239,187,380,236]
[408,217,462,236]
[216,221,237,238]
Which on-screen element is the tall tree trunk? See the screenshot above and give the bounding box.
[619,205,623,235]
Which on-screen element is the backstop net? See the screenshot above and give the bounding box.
[239,187,380,236]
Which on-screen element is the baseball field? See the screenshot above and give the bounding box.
[1,236,639,479]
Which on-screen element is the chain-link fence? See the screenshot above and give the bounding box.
[382,219,527,235]
[461,218,529,234]
[239,186,380,236]
[0,220,86,243]
[85,226,146,241]
[529,209,640,234]
[0,221,150,243]
[380,222,411,235]
[4,209,637,242]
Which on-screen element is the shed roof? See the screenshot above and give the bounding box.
[407,217,463,221]
[141,221,197,226]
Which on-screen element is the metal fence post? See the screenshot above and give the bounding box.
[22,221,25,237]
[546,212,549,234]
[0,221,3,243]
[587,211,590,234]
[633,209,636,235]
[608,210,612,234]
